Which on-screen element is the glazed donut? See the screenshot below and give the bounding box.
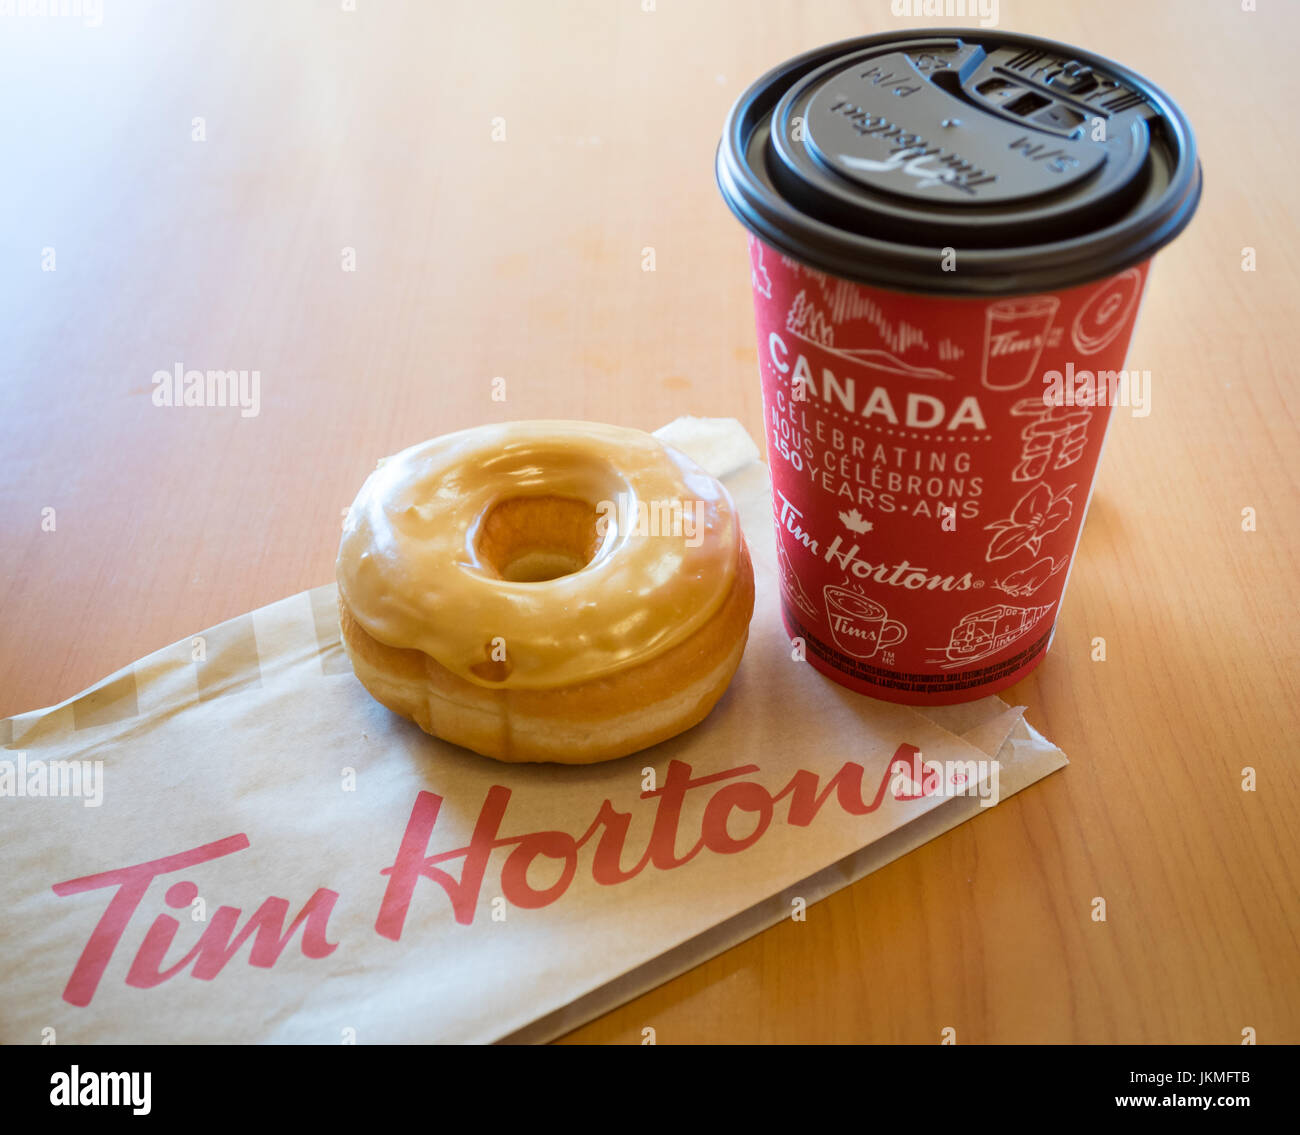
[335,421,754,764]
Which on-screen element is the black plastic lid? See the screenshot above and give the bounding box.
[716,30,1202,295]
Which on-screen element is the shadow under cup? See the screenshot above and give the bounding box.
[717,28,1201,704]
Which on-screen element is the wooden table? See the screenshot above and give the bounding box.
[3,0,1296,1044]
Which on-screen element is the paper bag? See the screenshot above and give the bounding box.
[0,419,1067,1043]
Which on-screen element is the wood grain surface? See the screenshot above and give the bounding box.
[2,0,1296,1044]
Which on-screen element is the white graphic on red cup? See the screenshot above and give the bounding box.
[786,290,956,379]
[823,585,907,661]
[837,508,873,534]
[786,288,834,346]
[751,243,772,299]
[931,602,1056,668]
[981,296,1060,390]
[1071,268,1142,354]
[778,542,818,619]
[992,555,1068,597]
[983,482,1076,563]
[822,277,931,355]
[1010,398,1091,481]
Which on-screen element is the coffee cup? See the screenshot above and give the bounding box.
[717,30,1201,704]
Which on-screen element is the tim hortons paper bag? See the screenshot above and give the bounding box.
[0,418,1067,1043]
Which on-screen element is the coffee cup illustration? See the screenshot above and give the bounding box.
[823,585,907,661]
[980,296,1059,391]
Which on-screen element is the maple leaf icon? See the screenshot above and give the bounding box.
[839,508,873,534]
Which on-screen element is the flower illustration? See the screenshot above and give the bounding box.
[984,483,1076,563]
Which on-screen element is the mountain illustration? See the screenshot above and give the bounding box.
[784,291,954,380]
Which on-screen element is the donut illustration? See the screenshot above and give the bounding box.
[1071,269,1142,355]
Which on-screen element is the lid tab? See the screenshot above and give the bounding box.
[804,51,1106,206]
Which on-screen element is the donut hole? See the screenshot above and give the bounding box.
[476,495,601,582]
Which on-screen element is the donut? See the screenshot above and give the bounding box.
[335,421,755,764]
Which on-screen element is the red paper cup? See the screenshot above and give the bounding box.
[717,30,1201,704]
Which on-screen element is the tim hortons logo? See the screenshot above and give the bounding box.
[50,750,935,1007]
[825,97,998,195]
